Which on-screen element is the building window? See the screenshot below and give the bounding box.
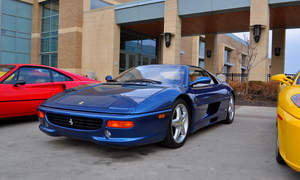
[40,0,59,67]
[199,40,205,68]
[224,47,234,74]
[241,54,246,66]
[224,48,230,63]
[224,66,228,74]
[0,0,32,64]
[90,0,112,10]
[119,30,158,73]
[199,59,205,68]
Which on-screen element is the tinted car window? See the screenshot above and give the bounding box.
[3,67,51,84]
[2,71,18,84]
[52,70,72,82]
[115,65,186,86]
[189,68,215,85]
[0,65,15,78]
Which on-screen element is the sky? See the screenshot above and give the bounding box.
[234,29,300,74]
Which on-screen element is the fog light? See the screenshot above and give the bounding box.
[104,130,111,139]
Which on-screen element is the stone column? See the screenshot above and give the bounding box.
[81,7,120,81]
[30,0,40,64]
[162,0,181,64]
[191,36,200,66]
[204,34,218,74]
[271,28,286,75]
[83,0,90,12]
[180,36,199,66]
[249,0,270,81]
[57,0,83,74]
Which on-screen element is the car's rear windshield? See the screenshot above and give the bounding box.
[0,65,16,78]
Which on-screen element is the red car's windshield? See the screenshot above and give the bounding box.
[0,65,15,78]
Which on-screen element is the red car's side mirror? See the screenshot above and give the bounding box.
[14,80,26,87]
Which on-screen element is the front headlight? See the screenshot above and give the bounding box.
[291,94,300,108]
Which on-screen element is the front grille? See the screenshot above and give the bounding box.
[46,113,102,130]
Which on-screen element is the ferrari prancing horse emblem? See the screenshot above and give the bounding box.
[69,118,74,126]
[78,101,84,105]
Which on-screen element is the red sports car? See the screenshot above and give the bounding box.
[0,64,98,118]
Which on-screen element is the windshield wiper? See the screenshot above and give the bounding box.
[124,79,162,84]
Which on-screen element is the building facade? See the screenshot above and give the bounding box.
[0,0,293,81]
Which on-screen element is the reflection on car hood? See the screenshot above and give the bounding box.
[43,84,166,114]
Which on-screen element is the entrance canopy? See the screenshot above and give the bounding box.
[115,0,300,36]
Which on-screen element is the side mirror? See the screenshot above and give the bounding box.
[190,77,211,86]
[271,74,293,86]
[105,75,113,82]
[14,80,26,87]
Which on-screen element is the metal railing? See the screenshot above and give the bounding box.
[218,73,296,82]
[216,73,248,82]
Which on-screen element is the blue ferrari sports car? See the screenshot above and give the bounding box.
[38,65,235,148]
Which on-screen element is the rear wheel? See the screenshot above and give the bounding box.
[223,94,235,124]
[161,99,190,148]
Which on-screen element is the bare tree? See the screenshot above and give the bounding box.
[239,33,269,94]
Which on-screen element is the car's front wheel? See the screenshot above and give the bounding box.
[223,94,235,124]
[162,99,190,148]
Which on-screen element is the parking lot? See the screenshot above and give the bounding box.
[0,106,300,180]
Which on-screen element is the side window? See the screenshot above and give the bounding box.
[206,72,219,84]
[2,67,52,84]
[51,70,72,82]
[189,68,205,82]
[189,68,215,86]
[2,71,18,84]
[19,67,51,84]
[201,70,217,85]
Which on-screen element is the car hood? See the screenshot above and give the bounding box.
[42,83,168,114]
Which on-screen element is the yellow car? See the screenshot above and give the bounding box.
[272,73,300,172]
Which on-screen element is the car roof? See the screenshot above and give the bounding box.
[1,64,76,78]
[136,64,201,69]
[3,64,52,68]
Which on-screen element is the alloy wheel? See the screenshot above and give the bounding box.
[228,96,235,121]
[171,104,189,144]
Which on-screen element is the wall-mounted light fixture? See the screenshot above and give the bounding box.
[206,50,212,58]
[253,24,262,43]
[275,47,281,56]
[164,32,173,48]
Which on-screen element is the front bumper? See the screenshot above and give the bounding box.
[277,106,300,172]
[38,106,172,147]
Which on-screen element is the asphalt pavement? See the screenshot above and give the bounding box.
[0,106,300,180]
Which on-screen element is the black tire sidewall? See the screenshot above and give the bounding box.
[276,124,285,165]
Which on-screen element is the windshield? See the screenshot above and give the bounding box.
[0,65,15,78]
[114,65,187,86]
[296,73,300,85]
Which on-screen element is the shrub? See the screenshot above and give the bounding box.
[228,80,279,100]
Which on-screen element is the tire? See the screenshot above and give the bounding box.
[161,99,190,148]
[276,125,286,165]
[223,93,235,124]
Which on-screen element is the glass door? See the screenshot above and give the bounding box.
[120,50,139,73]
